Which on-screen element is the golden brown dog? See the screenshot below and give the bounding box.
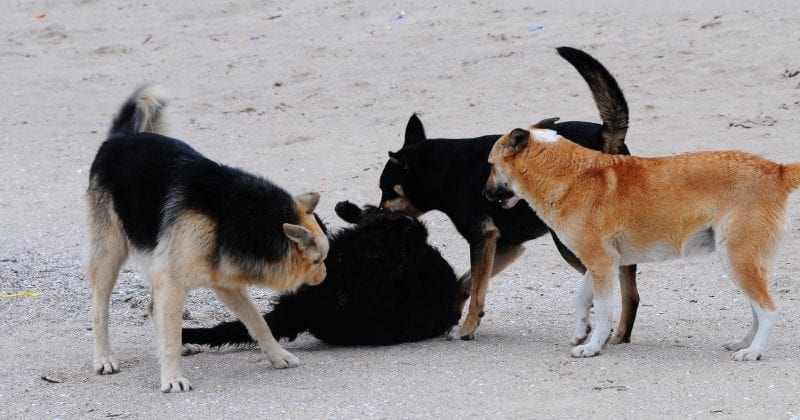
[87,86,328,392]
[485,125,800,360]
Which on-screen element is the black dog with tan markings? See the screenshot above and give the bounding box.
[86,86,328,392]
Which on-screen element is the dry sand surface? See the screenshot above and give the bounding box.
[2,0,800,418]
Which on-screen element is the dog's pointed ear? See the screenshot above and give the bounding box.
[283,223,315,248]
[530,117,560,129]
[503,128,530,156]
[388,151,409,170]
[334,200,363,224]
[295,192,320,214]
[404,114,426,146]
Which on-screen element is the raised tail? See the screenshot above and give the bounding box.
[181,295,308,347]
[786,162,800,190]
[108,84,168,138]
[556,46,629,154]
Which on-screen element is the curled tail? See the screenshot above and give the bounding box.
[786,162,800,190]
[557,47,629,154]
[108,84,168,138]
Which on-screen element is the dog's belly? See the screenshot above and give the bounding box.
[618,227,716,265]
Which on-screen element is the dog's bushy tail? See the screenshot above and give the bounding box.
[557,47,629,154]
[785,162,800,190]
[181,295,308,347]
[108,84,168,138]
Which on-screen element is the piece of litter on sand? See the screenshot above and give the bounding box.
[0,290,41,298]
[36,13,46,20]
[40,374,64,384]
[528,24,544,33]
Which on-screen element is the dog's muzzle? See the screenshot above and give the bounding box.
[483,185,519,209]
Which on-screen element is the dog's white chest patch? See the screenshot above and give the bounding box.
[531,129,560,143]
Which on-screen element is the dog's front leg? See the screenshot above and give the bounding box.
[451,223,499,340]
[152,270,192,392]
[570,272,593,346]
[454,243,525,319]
[571,263,618,358]
[213,287,299,369]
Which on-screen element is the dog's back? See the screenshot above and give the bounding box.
[87,85,328,392]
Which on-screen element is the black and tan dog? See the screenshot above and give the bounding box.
[181,201,461,348]
[486,126,800,360]
[86,86,328,392]
[379,47,640,341]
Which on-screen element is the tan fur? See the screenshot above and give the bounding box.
[86,186,328,392]
[487,128,799,360]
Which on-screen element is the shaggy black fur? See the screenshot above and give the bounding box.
[182,201,461,346]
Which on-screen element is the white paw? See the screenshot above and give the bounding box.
[723,340,750,352]
[94,354,120,374]
[732,347,763,361]
[266,348,300,369]
[181,344,203,356]
[446,325,460,340]
[571,343,602,358]
[570,324,591,346]
[160,376,193,393]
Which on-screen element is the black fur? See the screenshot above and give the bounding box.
[90,132,298,264]
[378,47,640,340]
[182,202,461,346]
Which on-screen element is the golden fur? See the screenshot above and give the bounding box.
[487,127,800,360]
[86,181,328,392]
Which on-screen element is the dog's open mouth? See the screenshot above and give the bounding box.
[498,196,520,209]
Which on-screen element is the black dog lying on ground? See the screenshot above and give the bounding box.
[182,201,461,347]
[378,47,640,342]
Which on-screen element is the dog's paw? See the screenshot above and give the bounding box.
[446,325,476,341]
[570,324,591,346]
[266,348,300,369]
[181,344,203,356]
[723,340,750,352]
[94,354,120,375]
[732,347,763,361]
[570,343,602,358]
[160,376,193,393]
[608,330,629,345]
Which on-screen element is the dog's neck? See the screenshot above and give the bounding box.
[507,139,612,225]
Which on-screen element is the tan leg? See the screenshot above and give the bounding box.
[718,221,780,361]
[455,243,525,315]
[151,268,192,392]
[609,265,639,344]
[213,287,299,369]
[453,225,499,340]
[86,201,128,375]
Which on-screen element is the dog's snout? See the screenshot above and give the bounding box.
[484,184,513,201]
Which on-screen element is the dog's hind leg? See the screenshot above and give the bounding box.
[452,224,500,340]
[151,266,192,392]
[86,191,128,375]
[717,220,782,361]
[610,264,639,344]
[213,286,299,369]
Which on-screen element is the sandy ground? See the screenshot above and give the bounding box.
[2,0,800,418]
